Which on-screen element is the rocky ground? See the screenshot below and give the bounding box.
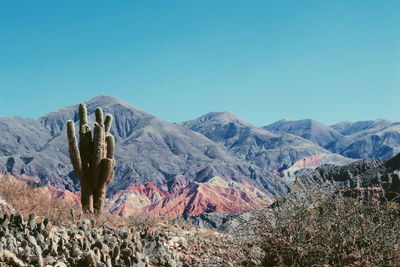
[3,152,399,266]
[0,210,252,267]
[0,174,256,266]
[0,212,175,266]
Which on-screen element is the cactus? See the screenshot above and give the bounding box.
[70,208,75,222]
[66,103,116,214]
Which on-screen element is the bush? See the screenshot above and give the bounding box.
[0,173,82,225]
[244,183,400,266]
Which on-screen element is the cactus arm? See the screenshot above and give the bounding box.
[80,124,93,155]
[105,135,115,159]
[79,103,88,128]
[68,119,93,213]
[104,114,113,133]
[92,122,105,188]
[80,124,93,177]
[105,134,116,184]
[78,103,93,174]
[66,120,83,181]
[95,107,104,127]
[106,167,115,185]
[99,158,114,185]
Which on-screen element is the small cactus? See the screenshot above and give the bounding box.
[28,213,36,230]
[70,209,75,221]
[66,103,116,214]
[28,213,35,222]
[112,245,120,261]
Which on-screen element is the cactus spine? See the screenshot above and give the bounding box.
[67,104,116,214]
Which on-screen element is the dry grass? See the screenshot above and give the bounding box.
[0,173,80,225]
[0,173,171,229]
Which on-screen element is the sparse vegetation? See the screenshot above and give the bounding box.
[239,183,400,266]
[0,173,79,225]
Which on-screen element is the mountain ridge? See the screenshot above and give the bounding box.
[0,95,287,198]
[263,118,400,160]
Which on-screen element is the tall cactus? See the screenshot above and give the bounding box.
[67,103,116,214]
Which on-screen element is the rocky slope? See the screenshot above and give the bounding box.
[330,119,393,135]
[106,176,270,218]
[297,153,400,201]
[0,212,198,266]
[263,119,343,148]
[193,152,400,232]
[281,153,355,178]
[328,122,400,159]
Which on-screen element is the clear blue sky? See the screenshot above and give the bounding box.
[0,0,399,126]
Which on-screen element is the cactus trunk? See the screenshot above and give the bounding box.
[81,184,93,214]
[93,185,107,215]
[66,103,115,215]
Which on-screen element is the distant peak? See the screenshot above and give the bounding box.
[83,94,147,113]
[267,118,312,126]
[204,111,235,118]
[198,111,249,125]
[277,118,292,122]
[40,94,153,121]
[294,119,320,124]
[375,118,392,123]
[87,94,122,103]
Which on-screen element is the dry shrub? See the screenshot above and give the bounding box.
[0,173,80,225]
[243,183,400,266]
[127,213,165,229]
[0,173,170,230]
[183,229,255,266]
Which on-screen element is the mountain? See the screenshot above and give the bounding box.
[0,117,52,156]
[263,119,343,148]
[0,95,287,204]
[1,95,399,218]
[328,122,400,159]
[180,112,344,170]
[264,119,400,160]
[0,116,69,187]
[330,119,393,135]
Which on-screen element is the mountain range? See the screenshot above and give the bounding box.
[1,95,399,217]
[264,118,400,159]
